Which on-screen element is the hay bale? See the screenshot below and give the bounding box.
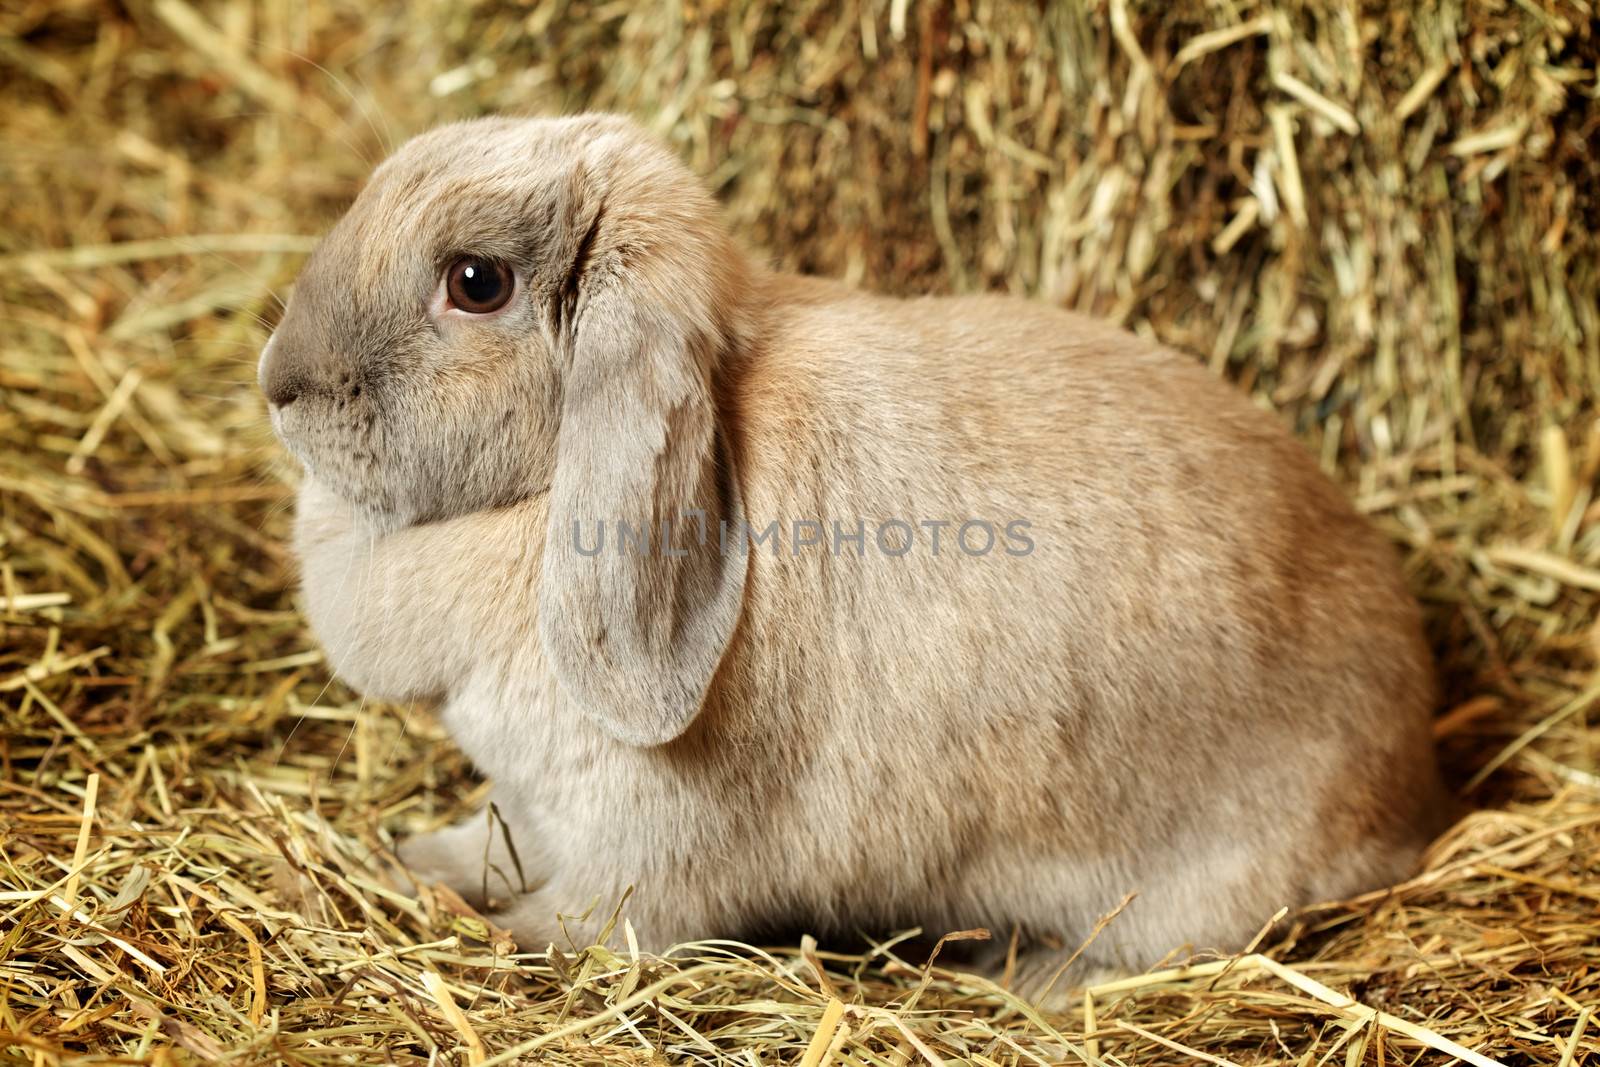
[1,0,1595,1062]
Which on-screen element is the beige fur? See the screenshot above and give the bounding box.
[262,114,1447,986]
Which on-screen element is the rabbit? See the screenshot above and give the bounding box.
[261,113,1449,993]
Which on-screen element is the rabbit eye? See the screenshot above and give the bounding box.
[444,257,513,314]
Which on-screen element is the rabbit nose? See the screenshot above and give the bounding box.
[259,332,290,407]
[259,330,321,409]
[267,381,300,408]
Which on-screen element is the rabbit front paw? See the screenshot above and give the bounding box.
[396,810,534,911]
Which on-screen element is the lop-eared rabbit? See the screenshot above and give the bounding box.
[261,113,1446,993]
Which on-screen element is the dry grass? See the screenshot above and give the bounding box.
[2,0,1598,1063]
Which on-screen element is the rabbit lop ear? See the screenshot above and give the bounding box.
[539,283,746,747]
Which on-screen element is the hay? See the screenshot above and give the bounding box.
[2,0,1597,1062]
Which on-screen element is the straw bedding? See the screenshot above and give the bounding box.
[2,0,1597,1063]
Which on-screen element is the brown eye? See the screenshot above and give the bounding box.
[445,257,513,314]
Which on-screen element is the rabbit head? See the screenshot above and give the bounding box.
[262,115,751,745]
